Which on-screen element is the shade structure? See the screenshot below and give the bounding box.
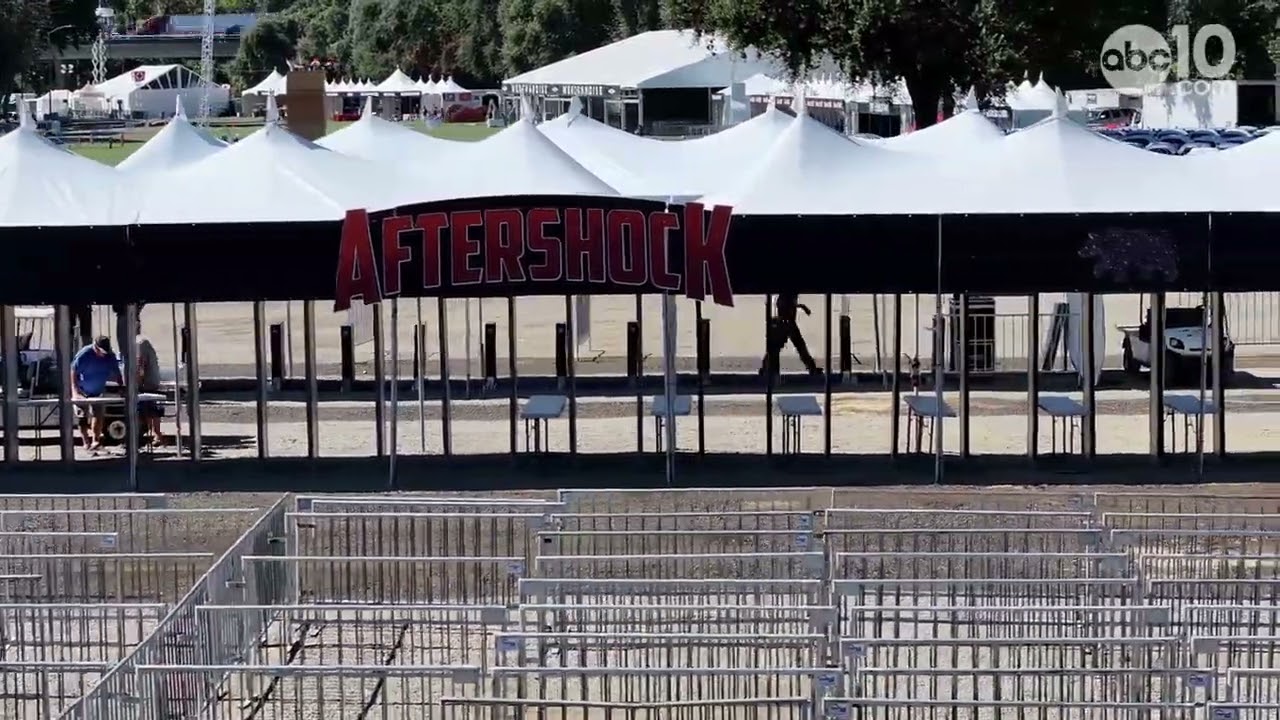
[117,99,226,173]
[242,69,285,96]
[374,69,422,95]
[0,106,134,226]
[133,121,420,224]
[539,100,686,198]
[317,97,462,163]
[881,109,1005,153]
[437,76,468,94]
[420,115,617,200]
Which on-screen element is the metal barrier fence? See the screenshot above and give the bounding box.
[0,661,114,720]
[0,508,263,555]
[440,697,814,720]
[290,511,549,561]
[0,552,212,603]
[0,603,166,663]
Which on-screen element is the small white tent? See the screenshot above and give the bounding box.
[318,97,462,163]
[0,105,134,226]
[242,69,286,96]
[117,98,226,173]
[374,69,422,95]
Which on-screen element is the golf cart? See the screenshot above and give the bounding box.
[1119,305,1234,385]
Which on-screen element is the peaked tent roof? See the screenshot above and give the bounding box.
[317,97,463,162]
[701,104,934,215]
[375,69,422,95]
[133,121,422,224]
[503,29,777,90]
[539,99,685,197]
[243,69,285,96]
[0,106,133,226]
[437,76,468,93]
[881,109,1005,153]
[117,98,226,173]
[96,64,182,99]
[417,115,617,201]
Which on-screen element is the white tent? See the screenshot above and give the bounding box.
[134,98,421,223]
[318,97,462,163]
[374,69,422,95]
[701,101,933,215]
[0,105,134,226]
[437,76,468,94]
[243,69,286,96]
[33,89,73,117]
[117,98,226,173]
[87,64,229,117]
[881,109,1005,153]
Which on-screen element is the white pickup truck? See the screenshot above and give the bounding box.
[1119,306,1234,385]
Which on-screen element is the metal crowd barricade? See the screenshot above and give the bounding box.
[494,630,826,670]
[243,555,526,605]
[822,528,1105,555]
[517,602,837,637]
[0,552,212,603]
[1183,604,1280,637]
[0,661,114,720]
[535,528,815,556]
[832,577,1143,610]
[533,551,827,580]
[1224,668,1280,705]
[1148,579,1280,618]
[487,666,841,706]
[519,578,826,607]
[298,495,561,513]
[1191,635,1280,675]
[824,697,1204,720]
[289,510,549,561]
[1103,512,1280,534]
[0,602,166,663]
[1110,529,1280,557]
[556,487,834,514]
[440,696,814,720]
[0,532,119,556]
[1095,492,1280,517]
[194,603,508,671]
[831,551,1130,580]
[130,664,483,720]
[824,508,1094,531]
[1137,553,1280,582]
[839,637,1179,677]
[0,494,166,514]
[837,604,1175,642]
[57,495,290,720]
[552,510,817,533]
[847,667,1209,706]
[0,508,261,555]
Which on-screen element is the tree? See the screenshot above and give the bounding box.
[348,0,444,78]
[229,16,298,88]
[0,0,96,103]
[498,0,615,75]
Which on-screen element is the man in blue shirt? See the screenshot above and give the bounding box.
[71,335,122,451]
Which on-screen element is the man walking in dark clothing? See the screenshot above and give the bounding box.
[761,294,821,375]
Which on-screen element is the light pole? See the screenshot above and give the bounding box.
[46,24,76,90]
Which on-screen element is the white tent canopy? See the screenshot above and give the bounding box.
[0,105,133,226]
[437,76,468,94]
[243,69,285,96]
[538,98,686,197]
[318,97,462,163]
[117,98,226,173]
[504,29,777,91]
[134,115,421,224]
[881,109,1005,153]
[374,69,422,95]
[87,64,228,117]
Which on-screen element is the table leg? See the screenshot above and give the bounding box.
[796,417,802,453]
[912,411,923,454]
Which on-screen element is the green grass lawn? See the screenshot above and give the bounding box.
[70,120,500,167]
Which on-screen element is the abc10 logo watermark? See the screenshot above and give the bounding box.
[1100,24,1236,95]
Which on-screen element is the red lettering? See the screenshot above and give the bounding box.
[683,203,734,306]
[564,208,606,283]
[415,212,448,289]
[484,209,526,283]
[380,215,413,296]
[606,209,647,287]
[450,210,483,286]
[334,209,382,311]
[647,211,681,291]
[526,208,562,282]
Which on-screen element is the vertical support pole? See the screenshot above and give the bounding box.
[1,306,18,466]
[437,299,452,457]
[252,301,269,459]
[373,304,386,457]
[1212,291,1226,458]
[1081,293,1097,459]
[508,297,518,457]
[1026,294,1040,460]
[634,296,644,452]
[339,326,355,393]
[889,295,902,459]
[268,323,283,392]
[183,303,202,461]
[1148,292,1166,460]
[170,304,184,457]
[957,294,970,459]
[303,300,319,460]
[824,294,833,456]
[389,299,399,487]
[695,303,706,455]
[124,304,139,491]
[55,306,74,464]
[565,296,577,455]
[764,294,774,457]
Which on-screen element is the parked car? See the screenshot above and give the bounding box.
[1120,306,1234,385]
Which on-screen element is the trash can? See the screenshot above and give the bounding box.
[948,295,996,372]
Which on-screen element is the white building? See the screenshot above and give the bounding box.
[81,65,230,118]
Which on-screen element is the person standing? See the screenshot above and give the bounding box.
[136,324,165,448]
[112,303,145,356]
[70,336,122,451]
[761,293,822,376]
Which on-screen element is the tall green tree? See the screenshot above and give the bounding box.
[348,0,443,78]
[498,0,615,75]
[0,0,96,102]
[229,16,298,88]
